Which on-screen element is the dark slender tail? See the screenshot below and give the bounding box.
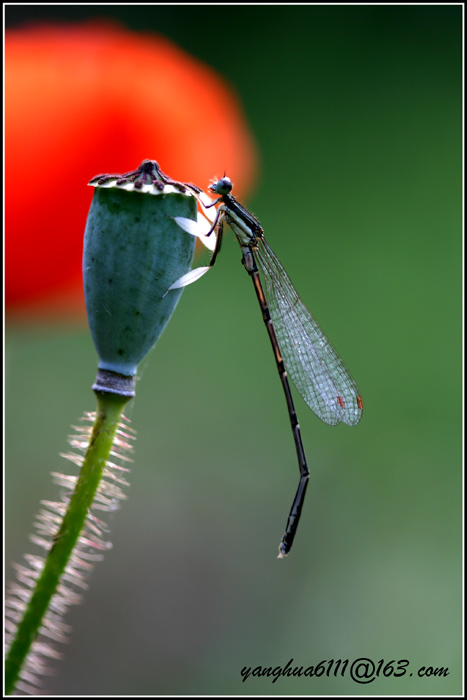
[242,246,310,557]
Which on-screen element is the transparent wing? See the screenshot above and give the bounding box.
[255,238,362,426]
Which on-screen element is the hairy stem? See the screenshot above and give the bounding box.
[5,391,131,694]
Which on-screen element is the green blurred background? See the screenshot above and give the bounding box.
[5,5,461,695]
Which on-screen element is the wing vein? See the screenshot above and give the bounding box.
[255,238,362,426]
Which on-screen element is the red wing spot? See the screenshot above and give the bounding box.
[337,396,345,408]
[357,396,363,410]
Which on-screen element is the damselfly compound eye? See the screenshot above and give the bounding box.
[211,177,232,196]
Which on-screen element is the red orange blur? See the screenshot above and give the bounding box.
[5,21,258,318]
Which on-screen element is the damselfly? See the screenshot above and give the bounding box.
[172,177,363,557]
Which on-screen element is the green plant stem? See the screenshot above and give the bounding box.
[5,391,131,695]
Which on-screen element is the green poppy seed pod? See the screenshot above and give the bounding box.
[83,161,201,394]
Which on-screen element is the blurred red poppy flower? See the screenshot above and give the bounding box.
[5,21,258,318]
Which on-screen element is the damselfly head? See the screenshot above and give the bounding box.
[209,176,233,196]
